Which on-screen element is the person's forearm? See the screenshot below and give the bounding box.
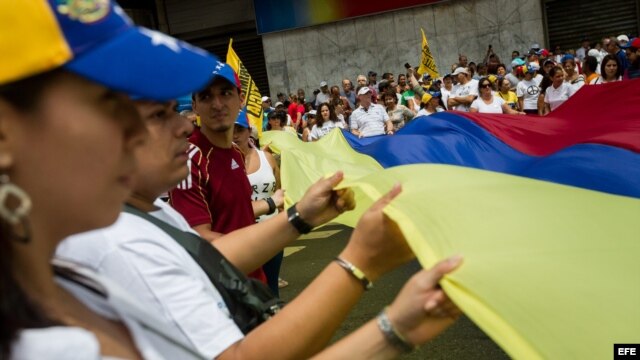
[311,319,399,360]
[351,129,361,136]
[251,199,270,217]
[219,260,368,360]
[458,95,475,106]
[193,224,224,243]
[411,84,426,97]
[213,211,298,274]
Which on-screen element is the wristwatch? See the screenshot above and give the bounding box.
[287,203,313,234]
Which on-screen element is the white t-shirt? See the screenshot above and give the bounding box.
[566,75,585,93]
[516,78,541,110]
[450,81,478,112]
[11,260,207,360]
[350,104,389,137]
[544,82,575,111]
[470,96,505,114]
[416,108,436,117]
[505,73,520,89]
[440,87,452,110]
[56,199,244,360]
[11,327,102,360]
[309,120,344,141]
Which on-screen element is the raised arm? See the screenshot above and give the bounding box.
[218,184,420,360]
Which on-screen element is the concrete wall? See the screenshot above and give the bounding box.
[261,0,545,98]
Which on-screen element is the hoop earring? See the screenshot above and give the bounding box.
[0,174,32,243]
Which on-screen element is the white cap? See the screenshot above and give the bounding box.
[587,49,600,57]
[531,43,541,50]
[528,62,540,71]
[357,87,371,96]
[308,109,317,116]
[617,35,630,45]
[320,81,328,87]
[274,101,284,107]
[261,96,270,102]
[452,67,469,76]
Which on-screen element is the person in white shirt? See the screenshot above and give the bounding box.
[350,87,393,137]
[590,54,623,84]
[310,102,346,141]
[447,67,478,112]
[544,65,576,114]
[470,78,525,114]
[56,96,463,360]
[561,54,585,93]
[516,63,542,114]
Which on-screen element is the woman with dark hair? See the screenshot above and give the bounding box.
[309,102,345,141]
[382,91,414,131]
[496,77,520,111]
[590,55,623,84]
[544,65,577,114]
[470,77,524,114]
[0,1,222,358]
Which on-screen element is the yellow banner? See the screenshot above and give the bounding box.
[417,28,439,79]
[227,39,264,138]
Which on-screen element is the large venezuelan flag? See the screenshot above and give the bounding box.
[262,79,640,359]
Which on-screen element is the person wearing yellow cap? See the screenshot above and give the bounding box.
[0,0,229,358]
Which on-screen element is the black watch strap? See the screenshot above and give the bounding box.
[264,197,276,215]
[287,203,313,234]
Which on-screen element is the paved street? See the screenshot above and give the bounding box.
[279,223,510,360]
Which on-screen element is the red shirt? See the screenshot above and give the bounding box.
[169,128,266,283]
[287,103,304,124]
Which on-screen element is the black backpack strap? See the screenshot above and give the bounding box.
[123,204,283,332]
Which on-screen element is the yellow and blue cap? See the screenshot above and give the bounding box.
[0,0,219,101]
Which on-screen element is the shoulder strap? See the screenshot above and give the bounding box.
[122,205,240,312]
[123,204,283,333]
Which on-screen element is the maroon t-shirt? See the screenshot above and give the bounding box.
[169,128,266,283]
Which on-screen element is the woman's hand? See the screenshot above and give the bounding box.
[296,172,356,228]
[386,256,464,346]
[340,184,414,280]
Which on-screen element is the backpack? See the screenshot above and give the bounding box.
[124,205,284,334]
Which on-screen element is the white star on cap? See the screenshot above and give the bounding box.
[139,28,182,53]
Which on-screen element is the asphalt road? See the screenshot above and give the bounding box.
[279,223,510,360]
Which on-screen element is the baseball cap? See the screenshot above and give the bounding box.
[0,0,219,101]
[274,101,284,107]
[536,48,550,57]
[530,43,541,51]
[261,96,270,102]
[452,67,469,76]
[357,87,371,96]
[620,37,640,49]
[308,110,317,116]
[209,61,241,90]
[587,49,600,57]
[320,81,328,87]
[617,35,630,45]
[561,54,575,63]
[511,58,526,67]
[421,93,432,104]
[527,62,540,73]
[235,107,250,128]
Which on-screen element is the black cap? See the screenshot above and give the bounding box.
[368,70,377,76]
